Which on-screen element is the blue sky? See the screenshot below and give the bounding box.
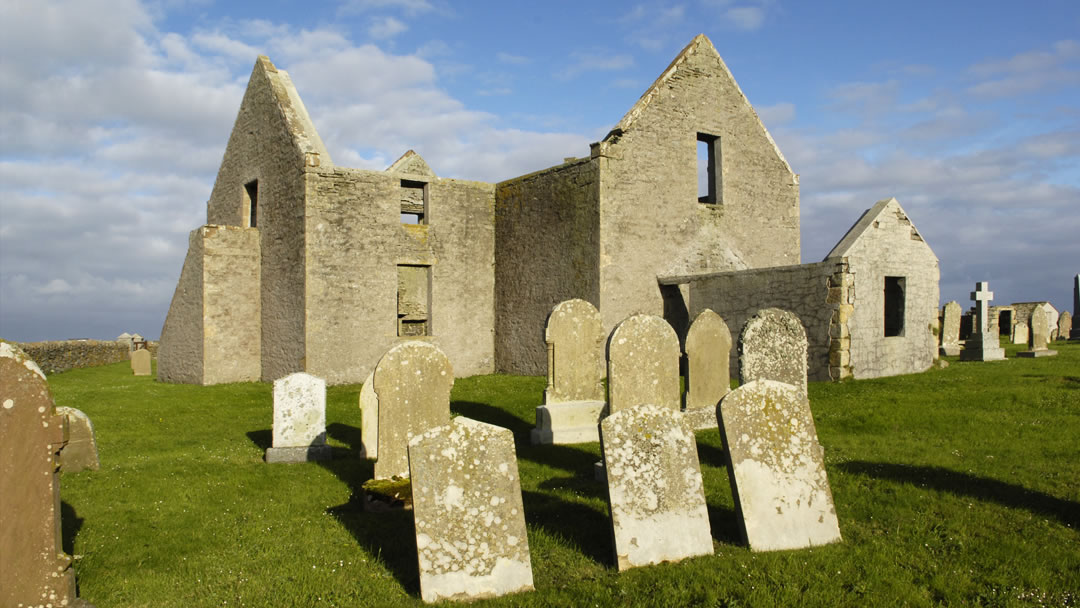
[1,0,1078,341]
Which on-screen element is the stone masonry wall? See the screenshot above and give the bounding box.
[158,227,206,383]
[202,226,261,384]
[16,340,159,375]
[495,159,600,375]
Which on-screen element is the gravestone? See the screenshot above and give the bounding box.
[600,404,713,570]
[1011,321,1028,345]
[358,371,377,458]
[960,282,1006,361]
[1072,274,1080,340]
[684,309,732,430]
[409,417,534,602]
[607,314,680,414]
[531,299,607,445]
[1018,306,1058,358]
[1059,311,1072,342]
[373,341,453,479]
[718,379,842,552]
[131,347,151,375]
[266,372,331,463]
[0,342,77,608]
[940,301,961,356]
[56,406,100,472]
[739,308,808,397]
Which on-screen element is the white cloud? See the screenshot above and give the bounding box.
[756,101,795,126]
[967,39,1080,98]
[725,6,764,30]
[367,16,407,40]
[337,0,435,17]
[556,52,634,80]
[496,52,530,65]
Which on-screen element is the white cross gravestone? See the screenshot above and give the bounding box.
[960,282,1005,361]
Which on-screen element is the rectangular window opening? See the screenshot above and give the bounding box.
[244,180,258,228]
[884,276,905,337]
[400,179,427,225]
[697,133,721,204]
[397,264,431,337]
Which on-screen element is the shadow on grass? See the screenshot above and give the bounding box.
[521,489,612,566]
[450,400,532,438]
[705,503,744,545]
[839,461,1080,529]
[61,501,83,556]
[326,422,364,452]
[246,429,271,451]
[696,442,729,470]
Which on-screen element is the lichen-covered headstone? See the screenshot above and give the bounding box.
[718,379,842,552]
[131,347,151,375]
[940,301,961,356]
[373,341,453,479]
[1018,306,1058,358]
[1059,311,1073,342]
[56,406,100,472]
[532,299,607,444]
[607,314,680,414]
[600,404,713,570]
[739,308,808,397]
[0,342,77,608]
[684,309,731,430]
[409,417,534,602]
[266,372,330,462]
[358,370,377,458]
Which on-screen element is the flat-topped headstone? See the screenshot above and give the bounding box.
[1059,311,1073,342]
[0,342,77,608]
[1011,321,1028,345]
[684,309,732,430]
[940,301,961,356]
[409,417,534,602]
[718,379,842,552]
[607,314,680,414]
[266,372,330,462]
[1018,306,1058,358]
[56,406,100,472]
[739,308,808,397]
[358,371,377,458]
[600,404,713,570]
[373,341,453,479]
[131,347,151,375]
[532,299,607,445]
[960,282,1006,361]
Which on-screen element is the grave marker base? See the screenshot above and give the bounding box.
[265,445,332,463]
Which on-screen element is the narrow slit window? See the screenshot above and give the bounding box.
[397,264,431,336]
[400,179,427,224]
[697,133,721,204]
[243,180,258,228]
[884,276,905,337]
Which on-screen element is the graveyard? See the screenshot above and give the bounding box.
[40,338,1080,607]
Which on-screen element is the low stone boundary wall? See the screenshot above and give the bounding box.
[16,340,159,375]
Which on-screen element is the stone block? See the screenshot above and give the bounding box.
[56,406,100,472]
[131,348,151,376]
[684,309,732,426]
[607,314,680,414]
[530,400,606,445]
[718,379,842,552]
[739,308,808,397]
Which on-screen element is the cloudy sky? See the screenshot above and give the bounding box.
[2,0,1078,341]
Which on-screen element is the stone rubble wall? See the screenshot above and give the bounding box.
[16,340,159,375]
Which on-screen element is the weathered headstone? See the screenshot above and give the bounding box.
[1011,321,1028,345]
[1072,274,1080,340]
[409,417,534,602]
[717,379,842,552]
[131,347,151,375]
[1018,306,1058,358]
[940,301,961,356]
[600,404,713,570]
[358,370,377,458]
[960,282,1006,361]
[607,314,681,414]
[739,308,808,397]
[266,372,331,462]
[56,406,100,472]
[684,309,732,430]
[373,341,453,479]
[1059,311,1073,342]
[531,299,607,445]
[0,342,77,608]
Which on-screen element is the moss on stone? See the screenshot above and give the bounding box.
[362,476,412,510]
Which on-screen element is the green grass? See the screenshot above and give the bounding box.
[49,341,1080,607]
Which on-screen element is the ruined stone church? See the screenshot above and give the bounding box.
[159,34,938,386]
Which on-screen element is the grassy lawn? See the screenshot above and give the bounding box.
[48,341,1079,607]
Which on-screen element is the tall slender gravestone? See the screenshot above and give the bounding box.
[358,371,377,458]
[940,301,961,356]
[607,314,681,414]
[960,282,1006,361]
[1072,274,1080,340]
[531,299,607,445]
[684,309,732,430]
[0,342,77,608]
[373,341,453,479]
[600,404,713,570]
[717,379,842,552]
[266,372,331,462]
[1018,306,1058,358]
[409,417,534,602]
[1059,311,1073,342]
[739,308,809,397]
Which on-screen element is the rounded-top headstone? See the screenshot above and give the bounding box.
[1029,307,1050,350]
[545,299,605,404]
[607,314,681,413]
[685,309,732,411]
[1059,310,1072,341]
[739,308,808,396]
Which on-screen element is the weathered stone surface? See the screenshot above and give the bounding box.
[409,417,533,602]
[266,372,330,463]
[718,379,842,552]
[131,348,151,375]
[1018,307,1058,358]
[940,301,961,356]
[373,341,453,479]
[56,406,100,472]
[600,404,713,570]
[359,371,377,458]
[739,308,808,396]
[607,314,680,414]
[1012,321,1028,345]
[1059,311,1073,341]
[0,342,77,608]
[1072,274,1080,339]
[685,309,731,430]
[960,282,1006,361]
[530,401,607,445]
